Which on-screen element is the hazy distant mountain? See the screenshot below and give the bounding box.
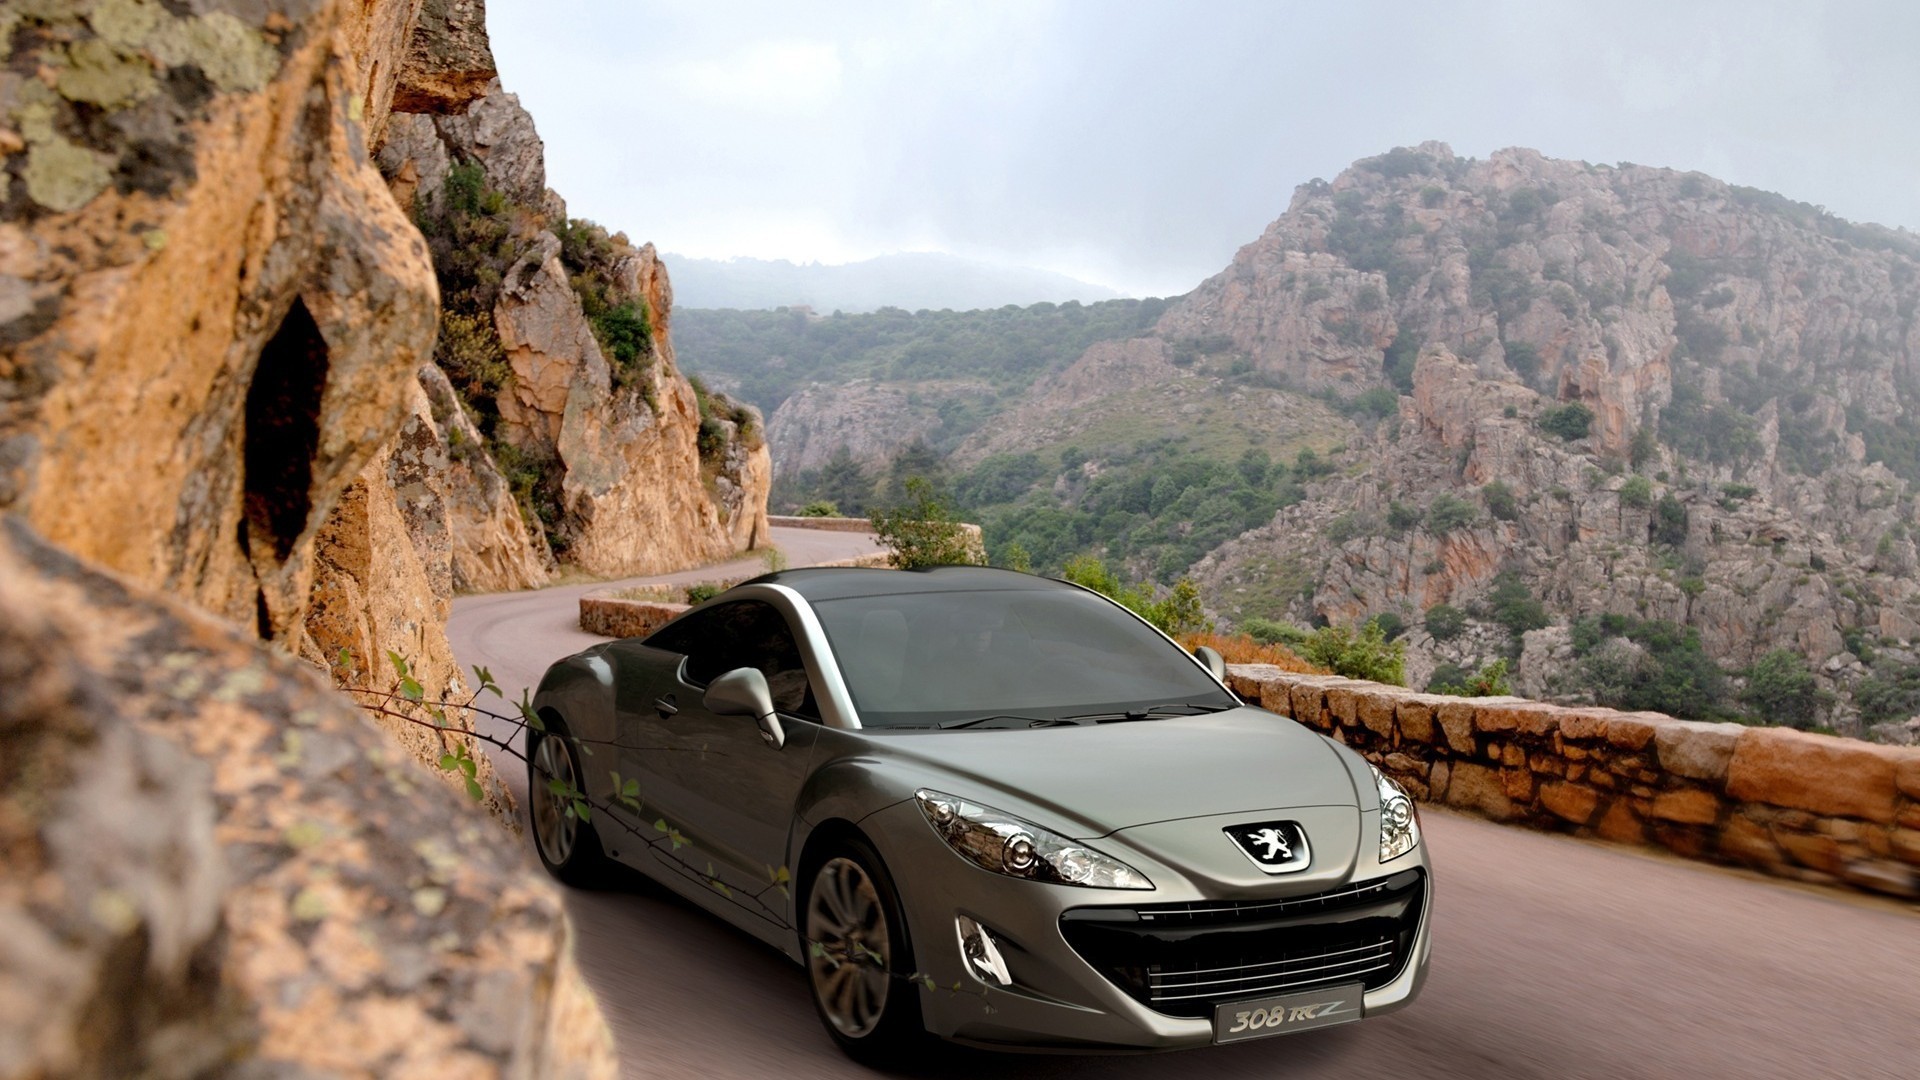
[663,252,1126,312]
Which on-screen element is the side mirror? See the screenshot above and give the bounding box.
[1193,645,1226,682]
[704,667,785,750]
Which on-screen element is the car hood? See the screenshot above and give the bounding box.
[865,706,1360,838]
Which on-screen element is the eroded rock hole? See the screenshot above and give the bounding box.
[243,297,328,563]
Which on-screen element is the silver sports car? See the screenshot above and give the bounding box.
[527,566,1431,1059]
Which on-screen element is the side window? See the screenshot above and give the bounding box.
[645,600,819,720]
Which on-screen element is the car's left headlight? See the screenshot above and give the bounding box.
[1372,765,1420,863]
[915,789,1153,889]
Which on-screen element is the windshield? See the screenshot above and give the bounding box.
[810,588,1236,729]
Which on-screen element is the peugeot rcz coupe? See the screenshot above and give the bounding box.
[526,566,1430,1059]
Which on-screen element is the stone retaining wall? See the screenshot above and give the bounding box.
[1225,665,1920,901]
[767,514,877,533]
[577,552,891,637]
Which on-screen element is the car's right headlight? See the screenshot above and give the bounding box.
[1372,765,1421,862]
[914,789,1153,890]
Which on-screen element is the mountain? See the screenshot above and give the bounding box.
[664,252,1126,313]
[690,142,1920,740]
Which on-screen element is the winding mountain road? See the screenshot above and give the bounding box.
[448,528,1920,1079]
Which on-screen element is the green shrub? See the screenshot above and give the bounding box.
[1619,475,1654,509]
[1855,660,1920,724]
[1366,612,1407,642]
[684,583,721,604]
[1652,494,1689,547]
[1484,571,1549,637]
[1569,614,1728,720]
[1299,622,1406,685]
[797,500,839,517]
[1740,649,1830,729]
[1060,556,1211,636]
[1482,481,1519,521]
[1387,502,1423,533]
[1242,617,1310,647]
[1425,493,1478,534]
[1538,402,1595,441]
[1429,658,1511,697]
[1424,603,1467,641]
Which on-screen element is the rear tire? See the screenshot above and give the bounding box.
[526,716,612,887]
[802,836,927,1063]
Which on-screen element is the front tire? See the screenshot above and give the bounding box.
[803,837,926,1062]
[526,717,611,886]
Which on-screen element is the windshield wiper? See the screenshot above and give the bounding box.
[936,714,1079,730]
[1063,702,1235,724]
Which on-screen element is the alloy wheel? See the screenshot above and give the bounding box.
[531,734,577,867]
[806,856,893,1038]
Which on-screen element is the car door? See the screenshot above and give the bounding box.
[623,598,823,928]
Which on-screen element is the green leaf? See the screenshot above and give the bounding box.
[387,650,409,678]
[438,753,459,771]
[516,690,542,731]
[651,818,669,833]
[464,777,484,801]
[622,778,639,797]
[808,941,827,959]
[548,777,569,796]
[400,675,424,702]
[472,665,497,694]
[572,800,591,823]
[457,756,477,779]
[337,646,355,672]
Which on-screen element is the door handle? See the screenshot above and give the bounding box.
[654,695,678,717]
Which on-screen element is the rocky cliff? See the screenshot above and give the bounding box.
[0,0,757,1072]
[1170,144,1920,734]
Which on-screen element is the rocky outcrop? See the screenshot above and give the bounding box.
[0,0,438,647]
[1227,663,1920,901]
[419,364,556,592]
[1171,144,1920,731]
[767,379,975,478]
[393,0,496,115]
[0,516,614,1077]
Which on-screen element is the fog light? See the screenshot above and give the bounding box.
[955,915,1012,987]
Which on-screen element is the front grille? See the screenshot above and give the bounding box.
[1059,868,1424,1019]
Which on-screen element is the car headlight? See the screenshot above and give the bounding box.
[1372,765,1420,863]
[914,789,1153,889]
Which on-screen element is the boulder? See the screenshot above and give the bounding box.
[0,515,614,1078]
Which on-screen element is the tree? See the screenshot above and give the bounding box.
[1619,475,1654,509]
[1484,571,1548,637]
[869,478,983,569]
[1740,649,1829,729]
[1428,658,1512,697]
[1425,493,1479,534]
[816,447,872,515]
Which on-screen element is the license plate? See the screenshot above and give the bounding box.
[1213,982,1364,1043]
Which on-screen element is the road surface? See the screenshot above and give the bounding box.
[448,529,1920,1079]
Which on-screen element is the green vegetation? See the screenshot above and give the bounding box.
[797,500,839,517]
[1651,494,1689,547]
[1482,570,1549,640]
[869,478,984,569]
[1618,475,1653,509]
[976,446,1304,583]
[1537,402,1594,441]
[1296,622,1406,686]
[1423,603,1467,641]
[1739,649,1831,730]
[675,299,1170,422]
[1855,659,1920,725]
[1059,555,1210,637]
[1427,658,1512,697]
[1482,481,1518,521]
[1569,614,1728,720]
[1425,493,1478,534]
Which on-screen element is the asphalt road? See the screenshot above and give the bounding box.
[448,529,1920,1080]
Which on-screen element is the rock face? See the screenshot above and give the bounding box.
[0,0,438,647]
[380,78,772,578]
[0,516,614,1077]
[1174,144,1920,732]
[767,378,996,479]
[1,1,620,1072]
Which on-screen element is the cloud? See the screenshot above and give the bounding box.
[659,39,844,115]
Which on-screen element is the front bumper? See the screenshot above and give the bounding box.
[858,799,1434,1052]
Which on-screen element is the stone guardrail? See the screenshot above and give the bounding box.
[1224,665,1920,901]
[766,515,876,532]
[578,552,892,638]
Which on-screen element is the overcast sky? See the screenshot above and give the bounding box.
[489,1,1920,298]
